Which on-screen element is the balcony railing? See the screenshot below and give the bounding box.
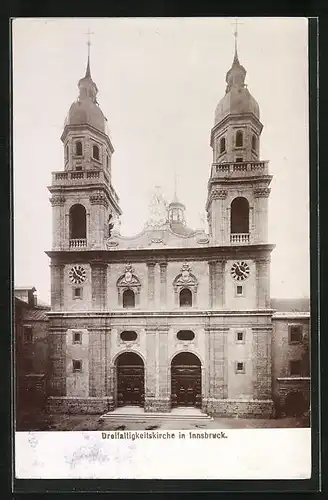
[230,233,250,245]
[69,238,87,249]
[212,160,269,178]
[51,169,120,204]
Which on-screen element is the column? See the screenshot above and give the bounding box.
[145,327,157,411]
[159,262,168,308]
[91,261,108,310]
[252,326,272,399]
[255,257,270,308]
[147,262,156,307]
[50,262,64,311]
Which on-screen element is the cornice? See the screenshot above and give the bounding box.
[45,243,276,264]
[47,309,275,319]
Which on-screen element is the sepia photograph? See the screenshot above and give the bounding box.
[13,17,312,480]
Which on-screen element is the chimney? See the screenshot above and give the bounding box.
[27,288,37,307]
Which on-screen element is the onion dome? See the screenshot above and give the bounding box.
[214,49,260,126]
[65,54,106,133]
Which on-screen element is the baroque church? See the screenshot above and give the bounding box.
[46,39,310,418]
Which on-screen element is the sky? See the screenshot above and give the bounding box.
[13,17,310,304]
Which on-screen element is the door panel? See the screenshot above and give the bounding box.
[117,365,144,407]
[171,365,201,408]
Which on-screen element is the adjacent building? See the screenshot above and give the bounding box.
[15,287,50,428]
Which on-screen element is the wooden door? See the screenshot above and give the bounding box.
[117,365,144,407]
[171,365,201,408]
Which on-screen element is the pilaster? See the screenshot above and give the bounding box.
[91,260,108,310]
[255,257,270,308]
[89,329,106,397]
[252,326,272,399]
[48,331,66,396]
[50,262,64,311]
[159,262,168,308]
[205,327,228,401]
[145,326,157,411]
[147,262,156,307]
[254,187,270,243]
[209,259,226,308]
[158,327,170,410]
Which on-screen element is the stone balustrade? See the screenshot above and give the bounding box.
[51,169,120,204]
[212,160,269,177]
[230,233,250,245]
[69,238,87,249]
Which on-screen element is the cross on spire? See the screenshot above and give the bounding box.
[84,28,94,77]
[231,18,244,58]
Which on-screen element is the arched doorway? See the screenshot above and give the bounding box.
[116,352,144,407]
[171,352,201,408]
[285,391,308,417]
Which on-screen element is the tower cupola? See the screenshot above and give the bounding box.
[65,52,106,133]
[214,48,260,127]
[168,193,186,226]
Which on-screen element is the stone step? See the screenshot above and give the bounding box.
[100,408,213,422]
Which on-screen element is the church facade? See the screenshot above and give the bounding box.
[46,43,310,418]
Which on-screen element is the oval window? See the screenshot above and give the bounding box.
[120,331,137,342]
[177,330,195,341]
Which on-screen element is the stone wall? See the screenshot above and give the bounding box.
[203,398,274,418]
[47,396,111,414]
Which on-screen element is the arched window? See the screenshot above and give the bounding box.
[230,197,249,234]
[69,204,86,239]
[236,130,243,147]
[252,134,257,151]
[123,289,135,308]
[219,137,226,154]
[106,155,109,169]
[93,144,100,160]
[65,145,69,160]
[75,141,82,156]
[179,288,192,307]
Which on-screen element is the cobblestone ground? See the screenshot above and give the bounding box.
[17,411,310,431]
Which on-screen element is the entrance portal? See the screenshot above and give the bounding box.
[171,352,201,408]
[116,352,144,407]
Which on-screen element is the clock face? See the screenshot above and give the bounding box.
[69,265,86,285]
[230,261,250,281]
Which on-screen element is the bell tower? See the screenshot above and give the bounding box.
[206,38,272,247]
[48,45,122,251]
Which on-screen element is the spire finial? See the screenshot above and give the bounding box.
[231,18,243,61]
[84,28,94,77]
